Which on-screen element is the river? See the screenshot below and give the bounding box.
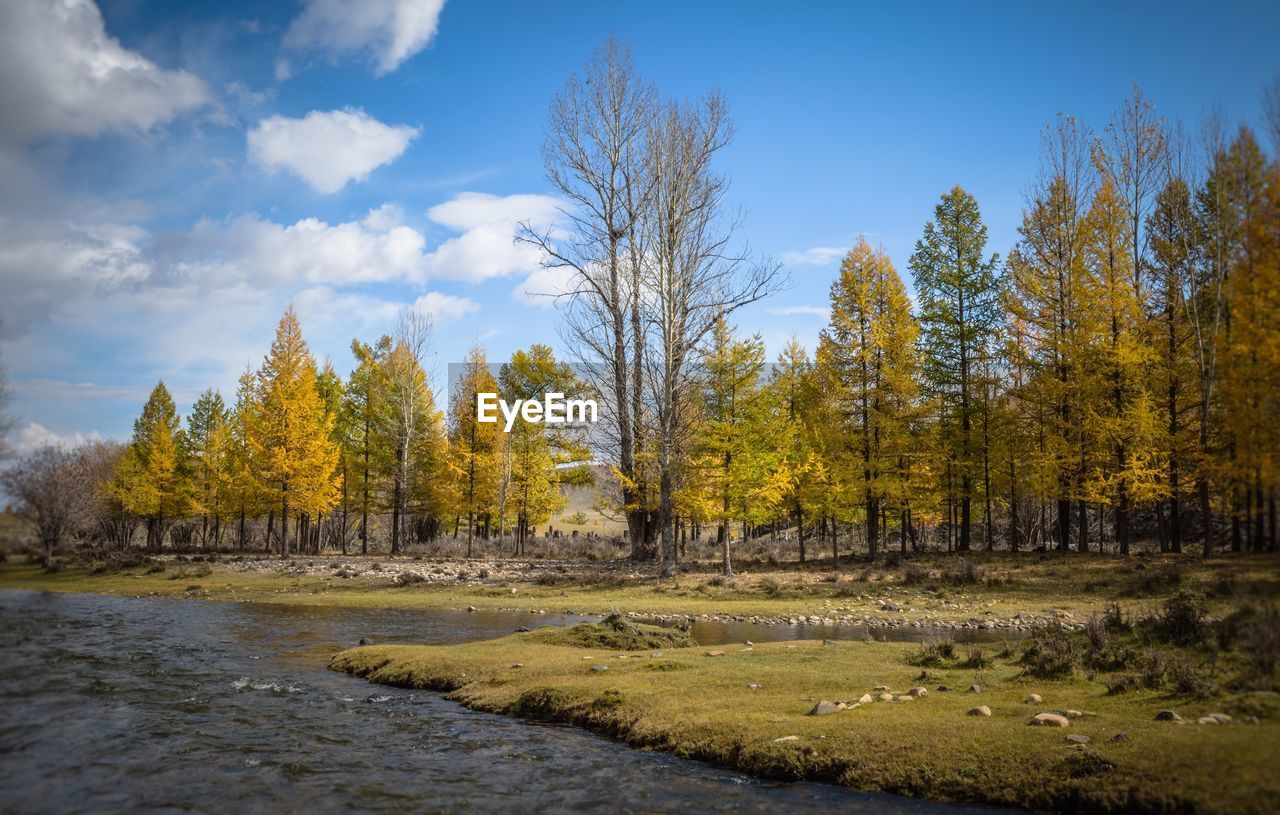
[0,589,1011,814]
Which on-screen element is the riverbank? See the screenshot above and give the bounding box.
[2,551,1276,631]
[331,618,1280,815]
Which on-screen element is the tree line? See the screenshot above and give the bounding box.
[3,41,1277,572]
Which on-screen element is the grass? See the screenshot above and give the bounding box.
[3,551,1278,626]
[331,625,1280,815]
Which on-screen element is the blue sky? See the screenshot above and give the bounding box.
[1,0,1277,451]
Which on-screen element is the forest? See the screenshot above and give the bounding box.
[3,44,1278,578]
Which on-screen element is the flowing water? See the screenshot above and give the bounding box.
[0,589,1011,814]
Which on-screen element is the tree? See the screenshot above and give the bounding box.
[446,346,504,557]
[2,446,88,565]
[245,307,340,557]
[695,316,788,575]
[344,336,393,554]
[1147,175,1200,552]
[114,381,189,551]
[820,238,920,561]
[909,186,1001,552]
[376,311,442,555]
[519,38,657,560]
[1006,116,1096,552]
[768,338,824,562]
[183,389,232,548]
[0,348,14,462]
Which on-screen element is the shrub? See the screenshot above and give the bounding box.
[393,571,426,586]
[1245,605,1280,685]
[1143,592,1207,647]
[906,634,957,667]
[1020,626,1079,679]
[960,647,991,670]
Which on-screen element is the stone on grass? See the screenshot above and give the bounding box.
[895,695,914,702]
[748,683,762,690]
[704,650,725,657]
[809,700,842,716]
[591,664,609,673]
[937,685,955,692]
[968,684,982,693]
[1198,716,1220,725]
[772,735,799,743]
[858,693,874,705]
[1030,712,1070,727]
[968,705,992,717]
[1065,734,1090,745]
[908,686,928,697]
[1210,713,1232,724]
[1155,709,1182,722]
[1110,733,1129,741]
[874,684,891,691]
[1064,709,1083,719]
[1024,693,1042,704]
[877,693,895,702]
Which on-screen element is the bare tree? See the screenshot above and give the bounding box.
[519,38,658,559]
[639,92,784,577]
[75,440,137,551]
[1,445,88,566]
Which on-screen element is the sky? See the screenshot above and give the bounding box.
[1,0,1277,453]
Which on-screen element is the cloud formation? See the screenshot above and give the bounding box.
[0,0,211,144]
[281,0,446,76]
[779,246,846,267]
[248,109,419,193]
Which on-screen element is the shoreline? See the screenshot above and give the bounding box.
[330,622,1280,815]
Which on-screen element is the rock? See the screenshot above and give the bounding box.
[882,602,901,612]
[772,735,799,743]
[1110,733,1130,741]
[1155,709,1182,722]
[1198,716,1219,725]
[968,705,992,717]
[895,695,914,702]
[704,650,725,657]
[1024,693,1042,704]
[748,683,762,690]
[1210,713,1232,724]
[590,664,609,673]
[1030,712,1070,727]
[908,686,928,697]
[937,685,954,692]
[1064,709,1083,719]
[858,693,874,705]
[744,640,754,646]
[873,684,891,691]
[510,663,524,668]
[877,693,895,702]
[515,626,531,633]
[1065,734,1090,745]
[968,684,982,693]
[822,639,836,646]
[809,700,842,716]
[467,605,477,612]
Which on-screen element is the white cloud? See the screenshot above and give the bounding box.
[411,292,479,322]
[779,246,846,267]
[10,421,103,455]
[769,305,830,319]
[282,0,446,76]
[0,0,212,144]
[248,109,419,193]
[513,265,577,308]
[423,192,562,282]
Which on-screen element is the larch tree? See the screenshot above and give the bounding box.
[820,238,920,561]
[909,186,1001,552]
[1006,116,1096,551]
[183,388,231,549]
[344,336,393,554]
[245,307,340,557]
[115,381,189,551]
[446,346,504,557]
[1147,175,1201,552]
[768,338,825,563]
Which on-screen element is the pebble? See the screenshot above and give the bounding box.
[590,664,609,672]
[1025,693,1042,704]
[1065,734,1090,745]
[1155,710,1182,722]
[773,735,799,743]
[908,686,928,697]
[809,700,842,716]
[858,693,874,705]
[968,706,992,717]
[968,684,982,693]
[877,693,895,702]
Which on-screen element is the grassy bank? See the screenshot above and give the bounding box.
[2,552,1277,629]
[331,617,1280,814]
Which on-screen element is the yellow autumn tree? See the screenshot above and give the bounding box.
[245,307,340,557]
[446,346,504,557]
[114,380,190,551]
